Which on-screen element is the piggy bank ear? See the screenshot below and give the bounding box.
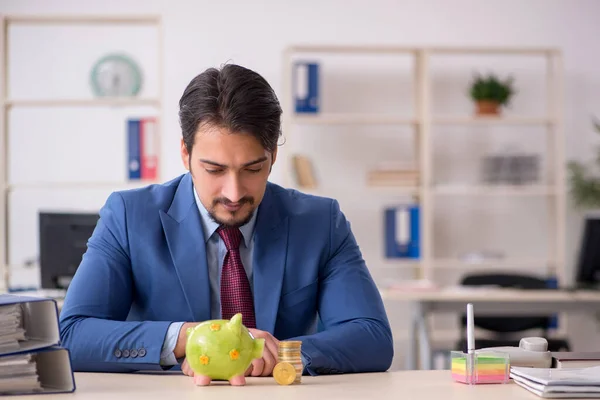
[227,313,243,336]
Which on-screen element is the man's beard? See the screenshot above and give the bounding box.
[207,196,255,228]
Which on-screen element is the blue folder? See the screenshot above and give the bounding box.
[384,205,420,259]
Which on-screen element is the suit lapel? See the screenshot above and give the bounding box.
[159,173,211,322]
[252,184,288,333]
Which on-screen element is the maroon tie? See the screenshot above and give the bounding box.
[218,226,256,328]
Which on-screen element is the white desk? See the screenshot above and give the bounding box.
[17,370,589,399]
[381,287,600,370]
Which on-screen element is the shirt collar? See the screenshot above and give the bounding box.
[193,186,257,248]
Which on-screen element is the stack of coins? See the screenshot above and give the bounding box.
[274,340,303,385]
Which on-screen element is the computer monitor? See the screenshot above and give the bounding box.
[574,216,600,289]
[39,212,100,289]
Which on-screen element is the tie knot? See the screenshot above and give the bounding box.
[217,226,243,251]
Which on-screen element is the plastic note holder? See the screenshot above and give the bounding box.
[450,350,510,385]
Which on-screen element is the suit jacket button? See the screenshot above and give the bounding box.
[130,349,138,358]
[122,349,130,358]
[114,349,122,358]
[138,348,146,357]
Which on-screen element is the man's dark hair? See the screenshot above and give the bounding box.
[178,64,282,154]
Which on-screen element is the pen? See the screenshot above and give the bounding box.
[467,303,474,354]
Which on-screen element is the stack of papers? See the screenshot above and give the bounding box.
[510,366,600,398]
[0,303,41,394]
[0,304,26,354]
[0,353,41,394]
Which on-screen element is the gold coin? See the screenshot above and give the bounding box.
[279,341,302,347]
[273,362,297,386]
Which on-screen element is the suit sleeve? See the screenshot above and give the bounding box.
[59,192,173,372]
[290,199,394,375]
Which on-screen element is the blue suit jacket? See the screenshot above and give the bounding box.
[59,173,393,374]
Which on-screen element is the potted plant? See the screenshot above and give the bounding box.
[469,73,515,116]
[567,118,600,209]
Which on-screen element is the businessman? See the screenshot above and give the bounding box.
[59,64,393,382]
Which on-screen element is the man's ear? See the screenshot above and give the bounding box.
[269,148,278,172]
[181,139,190,171]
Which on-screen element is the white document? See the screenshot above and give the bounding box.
[511,366,600,398]
[0,353,40,395]
[511,366,600,386]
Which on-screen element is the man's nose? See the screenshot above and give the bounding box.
[222,173,244,203]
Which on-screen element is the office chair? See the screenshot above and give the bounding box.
[455,273,571,352]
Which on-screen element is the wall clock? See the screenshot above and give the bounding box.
[90,53,143,97]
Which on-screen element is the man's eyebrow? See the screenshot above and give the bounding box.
[199,159,226,168]
[198,156,267,168]
[242,156,268,167]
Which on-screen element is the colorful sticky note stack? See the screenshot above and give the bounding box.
[451,353,510,384]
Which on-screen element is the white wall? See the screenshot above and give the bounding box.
[2,0,600,369]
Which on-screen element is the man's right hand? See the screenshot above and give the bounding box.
[174,322,199,359]
[181,357,194,377]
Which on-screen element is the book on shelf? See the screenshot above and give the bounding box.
[0,295,75,395]
[367,163,419,187]
[291,155,317,189]
[127,117,159,181]
[510,365,600,398]
[551,352,600,369]
[367,176,419,187]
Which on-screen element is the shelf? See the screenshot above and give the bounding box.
[5,15,160,24]
[432,258,553,269]
[292,185,420,197]
[4,98,161,108]
[0,13,164,293]
[5,181,160,191]
[365,184,420,193]
[286,45,418,54]
[289,114,553,126]
[291,113,417,126]
[428,46,559,55]
[286,45,559,56]
[433,116,554,125]
[432,184,556,196]
[282,44,565,297]
[373,260,422,270]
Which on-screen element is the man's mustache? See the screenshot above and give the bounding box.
[212,197,254,207]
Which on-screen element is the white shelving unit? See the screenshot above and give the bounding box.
[0,14,164,291]
[291,114,418,126]
[282,45,565,285]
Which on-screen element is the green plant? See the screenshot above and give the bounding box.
[469,73,515,106]
[568,118,600,209]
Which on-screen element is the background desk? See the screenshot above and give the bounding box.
[15,370,581,399]
[380,287,600,370]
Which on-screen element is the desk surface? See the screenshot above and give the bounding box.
[18,370,577,400]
